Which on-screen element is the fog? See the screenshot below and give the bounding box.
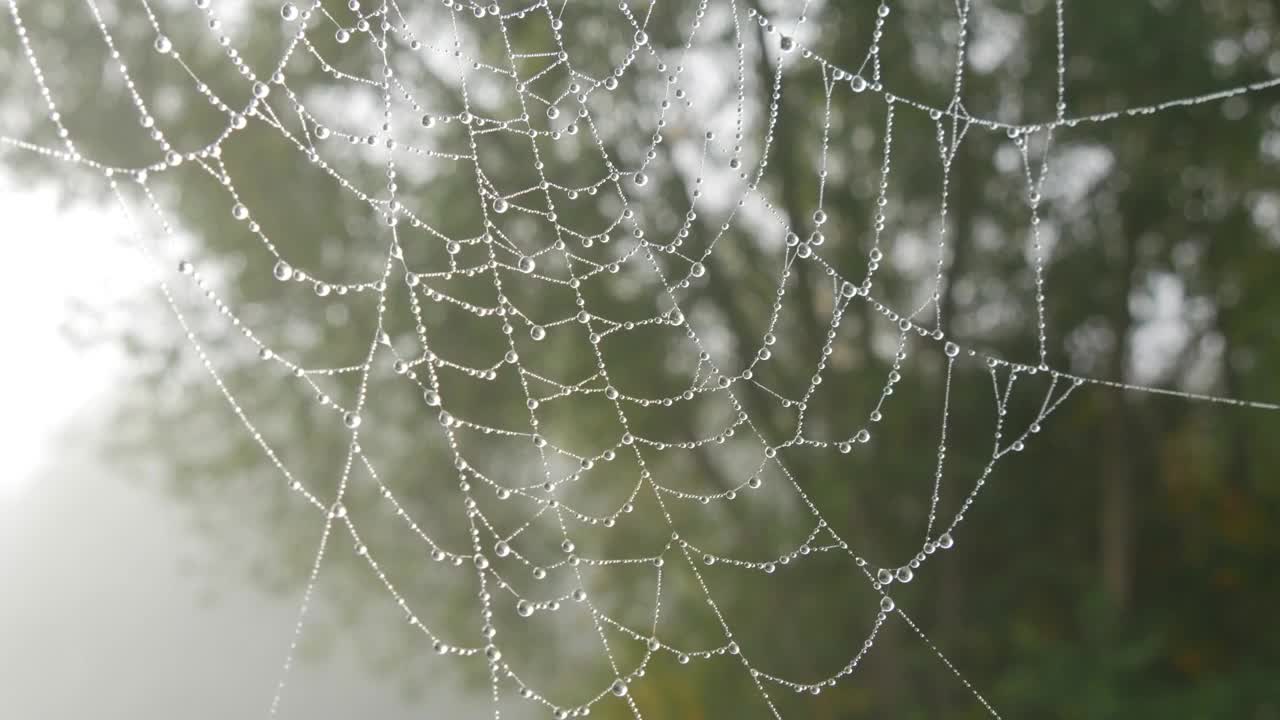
[0,186,487,719]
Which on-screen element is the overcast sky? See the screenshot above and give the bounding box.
[0,184,497,719]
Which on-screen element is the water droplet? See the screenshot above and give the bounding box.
[423,390,441,406]
[252,81,270,99]
[634,30,648,46]
[177,260,193,274]
[895,566,913,583]
[944,341,960,358]
[611,680,628,697]
[343,412,361,429]
[154,35,172,54]
[856,429,872,443]
[517,256,535,273]
[850,76,868,93]
[272,260,292,281]
[280,3,299,21]
[876,568,893,584]
[231,203,249,220]
[779,35,795,52]
[572,588,587,602]
[561,539,575,554]
[493,197,509,214]
[335,28,350,43]
[880,596,895,613]
[633,172,648,187]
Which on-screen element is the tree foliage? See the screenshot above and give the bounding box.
[3,0,1279,717]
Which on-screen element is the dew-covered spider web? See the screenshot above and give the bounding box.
[4,0,1279,717]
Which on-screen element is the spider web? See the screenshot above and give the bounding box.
[3,0,1279,718]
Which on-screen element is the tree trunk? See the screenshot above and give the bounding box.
[1099,198,1139,612]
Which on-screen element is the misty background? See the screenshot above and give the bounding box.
[3,1,1280,719]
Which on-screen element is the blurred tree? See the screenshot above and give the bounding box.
[2,0,1279,718]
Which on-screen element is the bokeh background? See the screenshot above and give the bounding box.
[2,0,1279,718]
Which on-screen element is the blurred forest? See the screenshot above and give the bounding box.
[3,0,1280,718]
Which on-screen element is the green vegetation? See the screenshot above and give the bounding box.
[4,1,1278,717]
